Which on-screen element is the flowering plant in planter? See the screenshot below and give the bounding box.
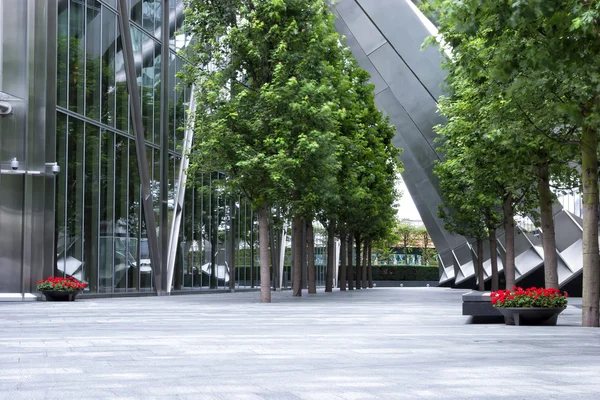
[37,276,87,292]
[491,286,568,308]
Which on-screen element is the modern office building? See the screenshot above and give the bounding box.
[0,0,262,299]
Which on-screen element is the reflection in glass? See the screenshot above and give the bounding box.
[57,1,68,108]
[55,113,68,276]
[86,0,102,120]
[100,129,115,290]
[115,24,128,132]
[68,0,85,114]
[61,117,85,285]
[129,140,142,290]
[84,123,100,292]
[114,136,132,290]
[102,6,117,126]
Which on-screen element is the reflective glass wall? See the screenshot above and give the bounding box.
[53,0,261,294]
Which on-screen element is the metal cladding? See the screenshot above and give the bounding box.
[333,0,584,291]
[332,0,466,284]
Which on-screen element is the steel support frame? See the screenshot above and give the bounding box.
[116,0,163,294]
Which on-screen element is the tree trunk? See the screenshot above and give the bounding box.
[307,220,316,294]
[582,125,599,327]
[361,239,368,289]
[339,234,347,291]
[368,240,373,288]
[355,233,362,290]
[325,220,335,292]
[258,204,271,303]
[489,228,499,292]
[292,215,302,297]
[476,238,484,291]
[347,233,354,290]
[537,163,559,290]
[503,193,516,290]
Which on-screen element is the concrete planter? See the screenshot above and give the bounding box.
[497,307,566,326]
[41,290,81,302]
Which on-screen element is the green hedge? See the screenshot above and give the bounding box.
[370,265,438,281]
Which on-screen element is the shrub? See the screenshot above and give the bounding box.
[370,265,438,281]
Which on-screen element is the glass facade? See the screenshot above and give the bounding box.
[0,0,327,296]
[52,0,262,294]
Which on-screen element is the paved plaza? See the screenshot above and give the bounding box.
[1,288,600,400]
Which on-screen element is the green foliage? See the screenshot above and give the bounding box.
[182,0,401,250]
[183,0,346,217]
[371,266,439,282]
[425,0,585,241]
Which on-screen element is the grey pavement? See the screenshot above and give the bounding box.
[1,287,599,400]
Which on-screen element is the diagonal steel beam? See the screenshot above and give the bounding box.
[166,88,196,293]
[159,0,171,294]
[116,0,163,294]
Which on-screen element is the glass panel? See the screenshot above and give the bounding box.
[101,6,117,126]
[114,24,128,132]
[114,135,131,291]
[55,113,68,275]
[174,57,186,152]
[129,139,141,290]
[153,147,160,227]
[57,1,68,108]
[180,185,194,288]
[141,31,157,143]
[69,0,85,114]
[100,129,116,291]
[168,51,176,151]
[63,117,84,284]
[143,0,158,34]
[85,0,102,120]
[130,0,143,27]
[84,123,100,292]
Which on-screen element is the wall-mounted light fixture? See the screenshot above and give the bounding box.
[0,101,12,115]
[0,158,60,176]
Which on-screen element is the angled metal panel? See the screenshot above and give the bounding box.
[166,87,195,293]
[116,0,162,294]
[333,0,467,257]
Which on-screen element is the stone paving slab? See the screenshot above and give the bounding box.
[0,288,599,399]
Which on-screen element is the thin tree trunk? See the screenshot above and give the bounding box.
[339,234,347,291]
[355,233,362,290]
[307,220,316,294]
[361,239,367,289]
[325,220,335,292]
[258,204,271,303]
[292,215,302,297]
[503,193,516,290]
[489,228,499,292]
[347,233,354,290]
[476,238,484,291]
[368,240,373,288]
[537,163,559,290]
[582,125,599,327]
